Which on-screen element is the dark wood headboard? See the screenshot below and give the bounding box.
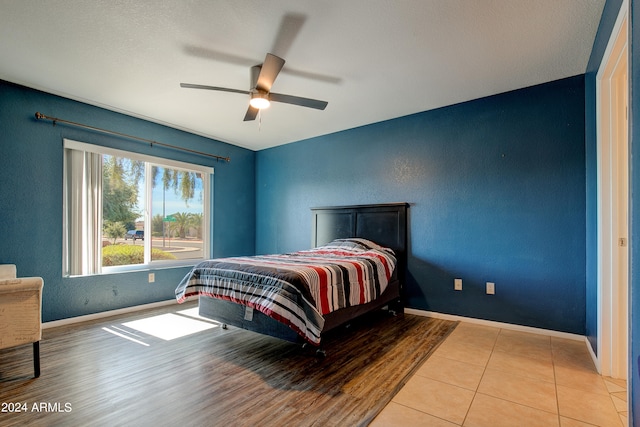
[311,203,409,281]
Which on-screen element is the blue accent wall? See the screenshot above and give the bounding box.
[256,76,586,334]
[0,80,255,322]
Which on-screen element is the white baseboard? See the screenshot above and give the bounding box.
[43,299,178,329]
[406,308,585,342]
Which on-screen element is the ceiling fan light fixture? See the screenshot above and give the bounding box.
[249,92,271,109]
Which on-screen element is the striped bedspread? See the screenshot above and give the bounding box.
[175,238,396,344]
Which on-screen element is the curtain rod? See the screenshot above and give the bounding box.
[34,112,230,163]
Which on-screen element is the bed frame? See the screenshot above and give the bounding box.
[198,203,409,346]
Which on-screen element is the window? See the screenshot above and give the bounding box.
[63,139,212,276]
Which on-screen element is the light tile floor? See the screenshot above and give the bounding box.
[371,322,628,427]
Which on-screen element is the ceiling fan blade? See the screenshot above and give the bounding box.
[243,106,259,121]
[269,92,328,110]
[256,53,285,92]
[180,83,250,95]
[250,65,260,91]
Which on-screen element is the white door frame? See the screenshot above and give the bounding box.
[596,0,629,380]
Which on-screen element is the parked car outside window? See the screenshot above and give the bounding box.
[124,230,144,241]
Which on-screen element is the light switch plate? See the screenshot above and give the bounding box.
[486,282,495,294]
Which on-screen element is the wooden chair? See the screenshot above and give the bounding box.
[0,264,44,377]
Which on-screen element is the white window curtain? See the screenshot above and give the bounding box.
[63,144,102,276]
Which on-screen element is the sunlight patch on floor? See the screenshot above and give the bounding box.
[102,326,151,346]
[122,312,218,340]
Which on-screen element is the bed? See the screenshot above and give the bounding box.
[175,203,408,348]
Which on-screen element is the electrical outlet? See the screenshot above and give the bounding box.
[486,282,495,295]
[454,278,462,291]
[148,273,155,283]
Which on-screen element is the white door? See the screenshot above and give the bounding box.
[597,6,628,380]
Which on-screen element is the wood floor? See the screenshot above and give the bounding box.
[0,301,456,427]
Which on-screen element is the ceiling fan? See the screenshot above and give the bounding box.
[180,53,328,121]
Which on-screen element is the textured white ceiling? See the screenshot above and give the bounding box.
[0,0,604,151]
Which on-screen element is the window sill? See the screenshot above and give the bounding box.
[65,260,198,278]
